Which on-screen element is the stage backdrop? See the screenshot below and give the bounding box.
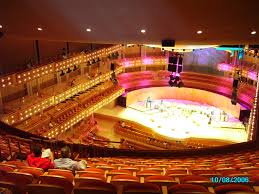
[126,87,242,118]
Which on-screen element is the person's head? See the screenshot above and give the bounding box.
[33,146,42,157]
[61,146,71,158]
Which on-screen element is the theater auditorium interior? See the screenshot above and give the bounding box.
[0,0,259,194]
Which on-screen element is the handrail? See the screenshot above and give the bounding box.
[0,119,257,158]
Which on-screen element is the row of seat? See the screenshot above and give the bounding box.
[0,163,258,194]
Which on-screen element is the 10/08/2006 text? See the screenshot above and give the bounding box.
[211,177,249,183]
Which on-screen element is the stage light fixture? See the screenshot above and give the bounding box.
[0,25,2,28]
[251,30,256,35]
[197,30,202,34]
[37,27,42,31]
[141,29,146,33]
[86,28,91,32]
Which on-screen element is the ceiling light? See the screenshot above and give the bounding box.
[251,30,256,35]
[197,30,202,34]
[141,29,146,34]
[86,28,91,32]
[37,27,42,31]
[0,25,2,28]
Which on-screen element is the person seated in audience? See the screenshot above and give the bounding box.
[54,146,87,171]
[27,146,54,171]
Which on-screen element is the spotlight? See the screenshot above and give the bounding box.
[86,28,91,32]
[141,29,146,34]
[0,25,2,28]
[37,27,43,31]
[197,30,202,34]
[251,30,256,35]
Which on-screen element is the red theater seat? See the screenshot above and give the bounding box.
[77,167,105,175]
[48,169,74,183]
[75,173,106,186]
[39,175,73,194]
[123,183,162,194]
[74,182,116,194]
[180,175,209,183]
[0,164,15,177]
[19,167,44,179]
[26,184,66,194]
[168,183,208,193]
[214,184,253,194]
[111,174,139,185]
[145,175,177,186]
[4,172,34,193]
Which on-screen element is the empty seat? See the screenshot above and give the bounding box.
[136,170,161,178]
[75,173,106,186]
[123,183,162,194]
[39,175,73,194]
[0,181,19,194]
[26,184,66,194]
[145,175,177,186]
[4,172,34,194]
[0,164,15,177]
[168,183,208,193]
[180,175,209,183]
[74,182,117,194]
[48,169,74,183]
[19,167,44,179]
[214,184,253,194]
[77,167,105,175]
[111,175,139,185]
[5,161,26,168]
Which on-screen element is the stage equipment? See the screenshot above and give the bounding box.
[168,54,184,87]
[117,95,126,107]
[168,73,183,87]
[110,63,118,84]
[67,68,72,73]
[162,39,175,47]
[60,70,65,76]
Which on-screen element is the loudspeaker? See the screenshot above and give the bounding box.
[168,64,177,72]
[179,57,183,65]
[239,109,251,122]
[169,57,177,64]
[117,95,126,107]
[233,79,239,88]
[178,65,183,73]
[162,39,175,47]
[111,63,115,71]
[231,89,237,105]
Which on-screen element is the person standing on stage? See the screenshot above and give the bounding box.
[146,96,152,109]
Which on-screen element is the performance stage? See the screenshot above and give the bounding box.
[97,98,248,144]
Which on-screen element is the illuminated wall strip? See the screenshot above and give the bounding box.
[1,45,123,88]
[44,88,125,138]
[3,67,123,125]
[247,69,259,141]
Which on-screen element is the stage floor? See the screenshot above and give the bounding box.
[96,99,248,143]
